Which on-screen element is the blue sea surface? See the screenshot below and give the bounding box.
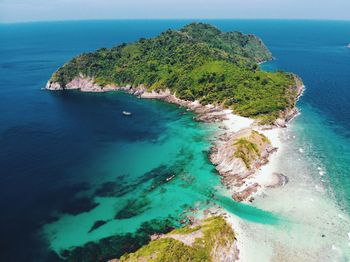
[1,20,350,261]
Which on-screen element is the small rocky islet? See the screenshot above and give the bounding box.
[117,216,238,262]
[46,23,302,261]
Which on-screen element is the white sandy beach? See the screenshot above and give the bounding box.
[222,119,350,261]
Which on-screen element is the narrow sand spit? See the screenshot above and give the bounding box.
[225,126,350,262]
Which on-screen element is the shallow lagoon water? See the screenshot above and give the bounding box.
[1,20,350,261]
[42,92,221,253]
[42,92,281,257]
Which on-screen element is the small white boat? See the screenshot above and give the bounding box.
[166,175,175,182]
[122,111,132,116]
[347,43,350,48]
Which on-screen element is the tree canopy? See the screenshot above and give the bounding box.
[50,23,298,122]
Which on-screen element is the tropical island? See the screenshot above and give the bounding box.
[47,22,302,125]
[46,23,303,261]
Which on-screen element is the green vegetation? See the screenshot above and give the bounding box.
[234,139,260,169]
[49,22,299,122]
[119,216,235,262]
[170,225,202,235]
[234,131,269,169]
[254,130,270,143]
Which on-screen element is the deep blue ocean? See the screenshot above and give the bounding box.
[1,20,350,261]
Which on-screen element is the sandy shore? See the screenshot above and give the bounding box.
[214,86,350,261]
[252,128,284,189]
[223,125,350,262]
[225,127,284,262]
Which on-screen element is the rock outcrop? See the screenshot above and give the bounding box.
[232,183,260,202]
[46,75,119,92]
[46,76,232,123]
[117,216,239,262]
[273,74,305,127]
[210,128,276,201]
[265,172,289,188]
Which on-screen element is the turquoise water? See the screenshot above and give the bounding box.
[298,106,350,213]
[41,93,221,253]
[256,20,350,211]
[1,20,350,261]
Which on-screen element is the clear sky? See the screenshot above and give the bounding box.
[1,0,350,23]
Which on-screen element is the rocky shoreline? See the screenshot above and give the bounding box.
[46,75,304,204]
[46,76,231,123]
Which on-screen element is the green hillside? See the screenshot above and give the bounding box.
[49,23,299,122]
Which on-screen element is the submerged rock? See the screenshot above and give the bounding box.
[232,183,260,202]
[115,198,151,220]
[62,217,176,262]
[61,197,99,215]
[266,173,289,188]
[88,220,108,233]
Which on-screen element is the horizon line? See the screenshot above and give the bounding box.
[2,17,350,25]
